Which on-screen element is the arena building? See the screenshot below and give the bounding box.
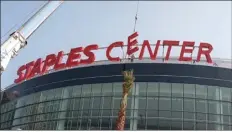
[1,38,232,130]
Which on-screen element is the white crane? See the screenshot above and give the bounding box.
[0,1,64,74]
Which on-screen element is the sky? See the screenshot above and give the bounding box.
[1,1,231,89]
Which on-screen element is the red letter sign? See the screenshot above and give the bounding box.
[106,41,124,62]
[42,54,57,74]
[66,47,83,67]
[14,65,26,83]
[139,40,161,60]
[163,40,180,60]
[127,32,139,56]
[80,44,99,64]
[29,58,43,78]
[197,42,213,63]
[179,41,195,61]
[54,51,66,70]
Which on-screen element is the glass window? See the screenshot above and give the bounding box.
[171,121,182,130]
[72,85,82,97]
[172,83,183,97]
[196,99,207,113]
[83,98,91,110]
[82,84,91,96]
[159,110,171,119]
[208,101,220,114]
[139,82,147,96]
[159,97,171,110]
[139,97,147,109]
[147,97,158,110]
[221,115,230,124]
[184,112,194,120]
[102,83,113,96]
[184,84,195,98]
[184,99,195,112]
[113,83,122,96]
[113,98,121,110]
[196,122,206,130]
[147,82,159,96]
[222,102,231,115]
[220,87,231,101]
[172,98,183,111]
[103,97,112,109]
[208,114,220,123]
[208,86,220,100]
[92,84,102,96]
[196,113,206,121]
[147,110,158,117]
[196,85,207,99]
[207,123,221,130]
[146,119,158,130]
[93,97,101,109]
[159,119,171,130]
[171,111,182,119]
[160,83,171,97]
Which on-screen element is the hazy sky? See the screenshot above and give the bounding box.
[1,1,231,89]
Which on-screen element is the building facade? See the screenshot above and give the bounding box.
[1,59,232,130]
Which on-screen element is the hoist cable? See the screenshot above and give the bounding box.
[122,1,140,61]
[133,0,139,32]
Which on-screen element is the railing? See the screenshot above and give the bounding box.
[2,56,231,91]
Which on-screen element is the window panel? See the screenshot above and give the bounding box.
[147,110,158,117]
[72,85,82,97]
[196,113,206,121]
[147,97,158,110]
[208,123,221,130]
[113,98,121,110]
[172,83,183,97]
[93,97,102,109]
[92,84,102,96]
[102,83,113,96]
[103,97,112,109]
[184,99,195,112]
[139,82,147,96]
[184,112,194,120]
[220,87,231,101]
[147,82,159,96]
[196,85,207,99]
[159,110,171,119]
[221,115,230,124]
[222,102,231,115]
[113,83,122,96]
[139,97,147,109]
[208,86,220,100]
[196,100,207,113]
[208,114,221,123]
[159,119,171,130]
[171,121,182,130]
[184,84,195,98]
[196,122,206,130]
[159,97,171,110]
[82,84,92,96]
[208,101,220,114]
[172,98,183,111]
[160,83,171,97]
[171,111,182,119]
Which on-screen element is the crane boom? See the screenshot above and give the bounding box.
[1,1,64,74]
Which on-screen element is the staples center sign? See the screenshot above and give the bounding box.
[15,32,213,83]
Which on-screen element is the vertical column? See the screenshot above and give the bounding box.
[57,88,69,130]
[130,83,139,130]
[215,88,221,130]
[12,98,24,130]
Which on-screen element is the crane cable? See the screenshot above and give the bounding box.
[122,0,139,59]
[1,1,47,43]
